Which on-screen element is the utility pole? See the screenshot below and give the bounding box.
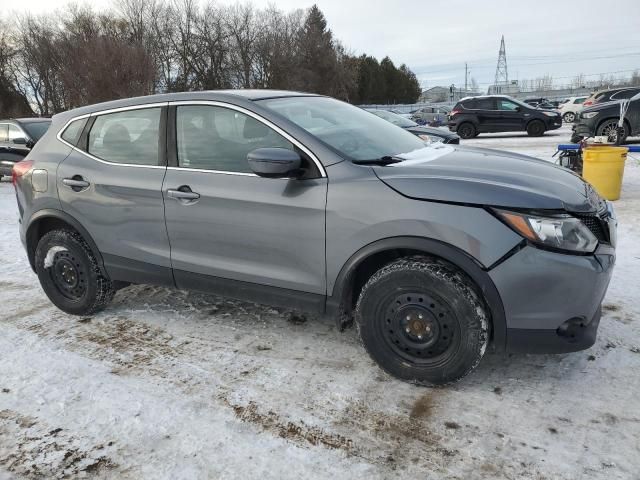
[465,63,468,92]
[494,35,509,91]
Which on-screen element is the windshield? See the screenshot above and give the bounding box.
[366,109,417,128]
[258,96,426,161]
[21,121,51,141]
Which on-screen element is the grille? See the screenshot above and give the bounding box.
[575,214,609,242]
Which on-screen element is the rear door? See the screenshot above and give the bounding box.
[471,98,499,131]
[57,104,173,285]
[496,98,525,131]
[162,101,327,305]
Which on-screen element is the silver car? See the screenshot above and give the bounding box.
[13,90,616,386]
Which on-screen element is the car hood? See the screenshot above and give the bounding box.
[373,145,598,212]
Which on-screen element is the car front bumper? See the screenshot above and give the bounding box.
[489,209,616,354]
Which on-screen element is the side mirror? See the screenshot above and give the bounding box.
[514,106,521,112]
[247,148,302,178]
[12,137,27,145]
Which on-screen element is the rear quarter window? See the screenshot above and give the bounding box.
[60,118,88,146]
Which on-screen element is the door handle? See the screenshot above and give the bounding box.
[167,187,200,202]
[63,178,90,189]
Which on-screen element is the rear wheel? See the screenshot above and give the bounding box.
[355,256,489,386]
[35,229,115,315]
[563,112,576,123]
[526,120,546,137]
[457,122,476,139]
[597,119,628,144]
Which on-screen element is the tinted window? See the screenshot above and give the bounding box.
[176,105,293,173]
[497,99,519,111]
[474,98,495,110]
[611,89,640,100]
[22,121,50,141]
[0,124,7,142]
[88,108,161,165]
[61,118,87,146]
[259,96,426,162]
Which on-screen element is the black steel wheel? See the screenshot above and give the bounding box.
[356,256,489,386]
[457,122,476,139]
[35,229,115,315]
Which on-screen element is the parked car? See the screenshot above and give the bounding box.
[571,96,640,143]
[558,96,588,123]
[582,87,640,108]
[13,90,616,386]
[0,118,51,181]
[448,95,562,138]
[410,105,451,126]
[366,109,460,144]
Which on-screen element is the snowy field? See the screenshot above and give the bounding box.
[1,125,639,479]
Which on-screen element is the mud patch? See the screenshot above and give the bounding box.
[0,409,117,479]
[410,393,435,419]
[0,303,51,322]
[224,399,353,452]
[603,304,620,312]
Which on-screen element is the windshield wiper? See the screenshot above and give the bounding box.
[353,155,404,165]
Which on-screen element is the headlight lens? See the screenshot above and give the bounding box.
[542,111,558,117]
[418,134,444,144]
[495,210,598,253]
[582,111,599,119]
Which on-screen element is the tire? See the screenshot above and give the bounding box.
[35,229,115,315]
[526,120,545,137]
[456,122,476,139]
[597,119,628,144]
[355,256,489,386]
[563,112,576,123]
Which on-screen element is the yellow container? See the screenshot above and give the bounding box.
[582,146,628,201]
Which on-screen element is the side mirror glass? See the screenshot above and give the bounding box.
[247,148,302,178]
[514,106,521,112]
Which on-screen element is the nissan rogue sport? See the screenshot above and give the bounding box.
[13,90,616,386]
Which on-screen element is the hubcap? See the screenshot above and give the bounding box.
[383,292,457,362]
[602,122,619,141]
[49,251,86,300]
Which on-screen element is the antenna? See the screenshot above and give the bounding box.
[494,35,508,87]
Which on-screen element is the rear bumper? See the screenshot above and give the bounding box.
[489,240,615,354]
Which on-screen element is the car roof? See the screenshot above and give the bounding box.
[0,118,51,124]
[53,89,320,122]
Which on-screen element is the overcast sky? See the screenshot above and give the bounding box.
[6,0,640,90]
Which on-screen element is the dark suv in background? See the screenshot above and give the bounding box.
[0,118,51,181]
[572,95,640,143]
[12,90,616,386]
[448,95,562,139]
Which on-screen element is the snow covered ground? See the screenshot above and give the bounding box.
[1,125,639,479]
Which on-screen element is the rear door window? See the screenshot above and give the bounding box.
[87,108,161,165]
[474,98,496,110]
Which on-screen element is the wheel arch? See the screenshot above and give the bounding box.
[326,236,507,351]
[25,209,107,277]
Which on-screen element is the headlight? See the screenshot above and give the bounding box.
[582,111,599,119]
[494,209,598,253]
[418,134,444,144]
[542,111,558,117]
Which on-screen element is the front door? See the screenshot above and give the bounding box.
[57,104,173,285]
[496,98,525,131]
[162,103,327,306]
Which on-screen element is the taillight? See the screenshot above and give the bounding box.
[450,109,461,116]
[583,100,593,107]
[12,160,34,187]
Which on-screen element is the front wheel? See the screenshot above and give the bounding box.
[526,120,546,137]
[355,256,489,386]
[597,119,628,144]
[563,112,576,123]
[35,229,115,315]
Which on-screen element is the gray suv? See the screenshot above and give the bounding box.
[13,90,616,386]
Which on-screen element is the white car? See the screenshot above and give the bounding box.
[559,96,588,123]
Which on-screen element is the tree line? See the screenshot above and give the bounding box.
[0,1,421,118]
